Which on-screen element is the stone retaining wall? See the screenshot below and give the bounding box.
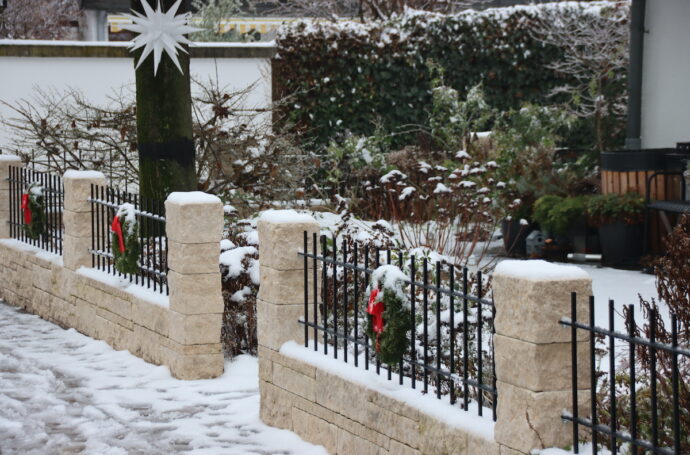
[257,212,594,455]
[0,157,225,380]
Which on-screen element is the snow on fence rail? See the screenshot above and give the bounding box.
[299,231,497,420]
[89,184,168,295]
[7,165,64,255]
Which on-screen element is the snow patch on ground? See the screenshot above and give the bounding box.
[0,302,326,455]
[280,340,495,441]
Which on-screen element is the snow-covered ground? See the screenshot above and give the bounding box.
[0,303,326,455]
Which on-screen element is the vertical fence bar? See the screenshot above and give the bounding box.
[343,240,348,364]
[135,194,141,286]
[38,171,44,250]
[409,255,416,389]
[449,265,456,405]
[571,292,579,454]
[608,300,617,455]
[649,307,658,450]
[364,244,369,370]
[106,187,112,275]
[435,261,442,399]
[422,257,429,393]
[50,174,56,253]
[386,248,392,381]
[9,166,14,239]
[95,185,102,270]
[332,240,338,359]
[19,168,24,244]
[671,314,680,455]
[164,199,169,295]
[90,184,95,267]
[463,267,469,411]
[353,243,358,362]
[304,231,309,348]
[313,232,318,353]
[322,235,328,356]
[477,270,484,416]
[58,177,65,254]
[146,196,152,289]
[398,249,404,386]
[491,299,497,423]
[589,296,597,455]
[375,248,381,375]
[628,305,638,455]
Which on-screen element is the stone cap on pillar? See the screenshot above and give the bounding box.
[493,259,592,344]
[165,191,223,244]
[257,209,319,271]
[63,170,107,212]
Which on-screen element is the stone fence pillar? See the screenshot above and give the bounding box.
[492,260,592,454]
[165,191,224,379]
[0,155,23,239]
[63,170,107,271]
[256,210,320,353]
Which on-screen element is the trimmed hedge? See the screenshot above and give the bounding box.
[273,2,626,150]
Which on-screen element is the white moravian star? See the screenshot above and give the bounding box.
[120,0,202,76]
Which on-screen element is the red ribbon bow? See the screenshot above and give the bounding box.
[21,194,32,224]
[367,288,385,351]
[111,215,126,253]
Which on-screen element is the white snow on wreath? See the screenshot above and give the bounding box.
[120,0,203,76]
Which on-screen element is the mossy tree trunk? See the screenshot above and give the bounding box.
[132,0,196,204]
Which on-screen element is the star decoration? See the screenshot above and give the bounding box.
[121,0,202,76]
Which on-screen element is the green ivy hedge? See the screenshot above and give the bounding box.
[274,3,625,151]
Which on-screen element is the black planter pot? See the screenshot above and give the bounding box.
[501,219,532,257]
[598,220,643,267]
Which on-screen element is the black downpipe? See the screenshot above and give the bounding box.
[625,0,647,150]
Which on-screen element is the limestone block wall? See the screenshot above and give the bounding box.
[257,213,594,455]
[0,161,225,380]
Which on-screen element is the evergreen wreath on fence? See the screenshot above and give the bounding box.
[366,265,411,365]
[111,203,140,275]
[21,183,45,240]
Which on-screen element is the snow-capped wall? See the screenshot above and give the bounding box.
[0,40,274,152]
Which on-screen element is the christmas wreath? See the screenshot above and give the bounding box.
[21,183,45,240]
[366,265,411,365]
[111,203,140,275]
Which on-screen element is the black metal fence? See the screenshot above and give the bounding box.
[561,293,690,455]
[8,166,64,255]
[299,232,497,419]
[89,184,168,294]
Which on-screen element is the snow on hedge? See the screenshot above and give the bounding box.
[494,259,590,281]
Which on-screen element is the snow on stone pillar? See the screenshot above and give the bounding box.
[165,191,224,380]
[256,210,320,353]
[0,155,22,239]
[492,260,592,454]
[63,170,106,271]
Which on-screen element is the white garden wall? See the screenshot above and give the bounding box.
[0,40,275,151]
[641,0,690,149]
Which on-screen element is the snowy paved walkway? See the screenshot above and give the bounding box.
[0,302,327,455]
